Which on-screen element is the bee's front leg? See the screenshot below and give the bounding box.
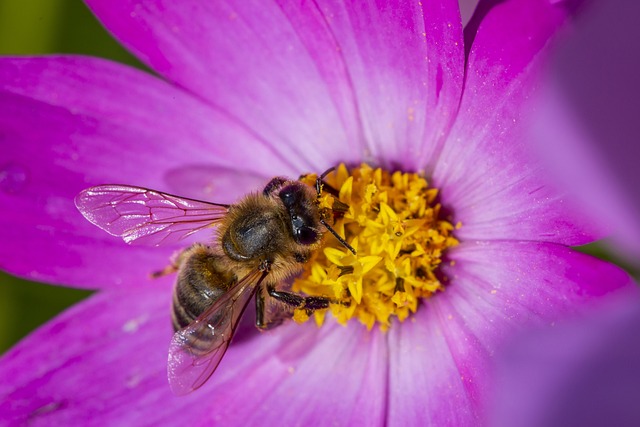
[266,285,332,312]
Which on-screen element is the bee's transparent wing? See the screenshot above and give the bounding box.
[75,185,230,246]
[167,269,267,395]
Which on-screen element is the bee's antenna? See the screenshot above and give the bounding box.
[316,167,356,255]
[316,167,340,198]
[319,166,335,181]
[320,219,356,255]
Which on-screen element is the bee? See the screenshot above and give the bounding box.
[75,169,353,395]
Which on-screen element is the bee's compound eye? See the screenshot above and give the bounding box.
[296,226,318,245]
[278,185,299,208]
[278,184,305,210]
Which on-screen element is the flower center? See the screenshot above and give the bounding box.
[293,163,460,330]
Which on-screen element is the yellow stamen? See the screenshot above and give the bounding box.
[294,163,459,331]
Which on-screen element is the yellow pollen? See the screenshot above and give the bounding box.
[294,163,460,331]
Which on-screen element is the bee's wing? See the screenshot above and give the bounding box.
[75,185,230,246]
[167,269,267,395]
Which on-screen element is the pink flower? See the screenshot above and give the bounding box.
[0,0,633,425]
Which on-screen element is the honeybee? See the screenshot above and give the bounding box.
[75,169,353,395]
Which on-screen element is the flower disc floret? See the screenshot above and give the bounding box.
[294,164,460,330]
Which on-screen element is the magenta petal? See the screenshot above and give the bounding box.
[388,307,481,425]
[0,92,174,289]
[86,0,466,170]
[0,56,292,178]
[409,0,465,171]
[0,286,258,425]
[164,164,269,204]
[388,240,634,426]
[490,292,640,427]
[531,0,640,257]
[432,0,599,245]
[0,56,287,288]
[0,288,190,426]
[530,81,639,253]
[294,0,465,169]
[0,287,386,426]
[85,0,365,169]
[204,321,387,425]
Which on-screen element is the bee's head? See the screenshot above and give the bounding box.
[277,183,321,246]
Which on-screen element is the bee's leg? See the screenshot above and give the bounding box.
[150,264,178,279]
[256,286,294,331]
[266,285,332,313]
[150,255,183,278]
[255,288,268,330]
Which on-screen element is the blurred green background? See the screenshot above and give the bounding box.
[0,0,143,353]
[0,1,637,356]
